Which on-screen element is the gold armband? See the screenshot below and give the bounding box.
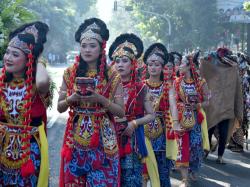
[132,120,138,128]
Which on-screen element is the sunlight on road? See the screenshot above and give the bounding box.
[46,64,68,127]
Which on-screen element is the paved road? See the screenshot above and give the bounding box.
[46,64,250,187]
[47,114,250,187]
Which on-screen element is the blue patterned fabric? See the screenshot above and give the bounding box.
[151,133,166,151]
[135,124,148,157]
[64,144,119,186]
[0,141,40,187]
[155,151,173,187]
[189,121,203,172]
[120,132,144,187]
[120,152,143,187]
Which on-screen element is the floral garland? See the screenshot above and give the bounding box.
[189,56,204,124]
[174,76,183,122]
[61,41,107,163]
[118,57,140,155]
[175,56,204,125]
[163,65,176,140]
[128,59,139,117]
[143,61,176,140]
[142,64,147,81]
[0,44,35,177]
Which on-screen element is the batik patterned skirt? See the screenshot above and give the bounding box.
[63,145,119,187]
[154,151,173,187]
[120,134,143,187]
[0,140,41,187]
[151,133,173,187]
[176,122,203,172]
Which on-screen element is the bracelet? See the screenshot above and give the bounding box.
[65,97,70,106]
[114,94,124,98]
[104,100,112,108]
[132,120,138,128]
[38,60,47,67]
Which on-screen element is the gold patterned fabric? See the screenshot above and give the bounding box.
[63,66,121,155]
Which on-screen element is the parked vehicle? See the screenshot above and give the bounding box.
[66,51,79,64]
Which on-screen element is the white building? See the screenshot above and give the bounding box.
[217,0,250,23]
[217,0,245,10]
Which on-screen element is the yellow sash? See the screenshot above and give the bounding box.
[201,108,210,151]
[165,116,178,160]
[37,122,49,187]
[166,138,178,161]
[145,137,160,187]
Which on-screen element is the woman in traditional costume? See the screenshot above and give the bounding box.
[169,51,182,78]
[57,18,125,186]
[0,22,50,187]
[174,53,209,186]
[109,33,155,186]
[8,21,53,130]
[142,43,179,187]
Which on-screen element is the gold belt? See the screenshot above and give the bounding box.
[0,122,38,169]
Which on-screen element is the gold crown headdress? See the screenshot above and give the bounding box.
[112,40,137,60]
[22,25,38,42]
[8,36,31,54]
[147,47,164,64]
[80,22,103,43]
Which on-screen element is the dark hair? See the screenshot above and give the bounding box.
[181,54,199,79]
[9,21,49,56]
[143,43,168,65]
[193,50,200,68]
[5,33,40,82]
[75,18,109,80]
[75,18,109,43]
[168,52,174,64]
[170,51,182,66]
[108,33,143,61]
[143,43,168,81]
[172,52,182,59]
[76,53,109,81]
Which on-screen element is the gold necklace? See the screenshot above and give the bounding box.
[87,69,97,77]
[11,77,25,86]
[184,77,194,84]
[146,80,163,88]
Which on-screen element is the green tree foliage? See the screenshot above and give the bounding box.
[23,0,96,57]
[243,1,250,12]
[108,7,140,46]
[130,0,221,51]
[0,0,35,59]
[0,0,96,61]
[244,1,250,11]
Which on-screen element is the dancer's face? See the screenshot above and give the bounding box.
[80,38,101,63]
[164,62,174,79]
[147,59,163,78]
[179,56,190,74]
[114,55,132,78]
[3,46,27,76]
[174,55,181,73]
